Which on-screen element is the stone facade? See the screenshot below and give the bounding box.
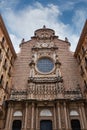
[0,15,87,130]
[74,20,87,97]
[0,15,16,129]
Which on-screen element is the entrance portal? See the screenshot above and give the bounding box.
[40,120,52,130]
[71,119,81,130]
[12,120,22,130]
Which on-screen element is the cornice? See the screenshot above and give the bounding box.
[74,19,87,57]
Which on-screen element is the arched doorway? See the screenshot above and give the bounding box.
[12,120,22,130]
[40,120,52,130]
[71,119,81,130]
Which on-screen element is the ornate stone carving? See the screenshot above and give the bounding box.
[10,89,27,100]
[10,84,83,101]
[28,76,63,83]
[27,81,64,100]
[32,42,58,50]
[64,86,82,99]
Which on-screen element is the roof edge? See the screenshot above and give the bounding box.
[74,19,87,57]
[0,14,17,58]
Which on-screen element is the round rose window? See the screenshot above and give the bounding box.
[37,58,54,73]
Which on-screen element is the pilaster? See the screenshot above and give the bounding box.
[53,103,57,130]
[24,102,28,130]
[31,103,35,130]
[57,102,61,129]
[81,103,87,129]
[79,104,85,129]
[5,103,13,130]
[64,102,68,129]
[36,105,39,130]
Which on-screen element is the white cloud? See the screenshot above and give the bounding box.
[72,9,86,32]
[59,0,87,12]
[0,0,20,9]
[2,2,87,52]
[10,34,21,53]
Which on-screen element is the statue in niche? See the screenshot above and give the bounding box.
[30,66,34,78]
[29,59,35,78]
[56,55,61,77]
[56,68,61,77]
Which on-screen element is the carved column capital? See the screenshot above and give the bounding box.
[32,102,35,107]
[25,102,28,107]
[57,102,60,107]
[64,102,66,107]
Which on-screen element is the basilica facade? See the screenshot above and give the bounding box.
[0,15,87,130]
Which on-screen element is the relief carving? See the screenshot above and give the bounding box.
[64,86,82,99]
[28,76,63,83]
[27,81,64,100]
[32,42,58,50]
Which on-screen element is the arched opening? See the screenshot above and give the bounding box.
[70,110,79,116]
[71,119,81,130]
[13,111,22,117]
[40,109,52,116]
[12,120,22,130]
[40,120,52,130]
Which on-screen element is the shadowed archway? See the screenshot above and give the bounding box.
[71,119,81,130]
[40,120,52,130]
[12,120,22,130]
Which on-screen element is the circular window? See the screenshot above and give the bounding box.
[37,58,54,73]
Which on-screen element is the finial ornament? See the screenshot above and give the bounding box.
[21,38,25,43]
[43,25,46,28]
[65,37,68,42]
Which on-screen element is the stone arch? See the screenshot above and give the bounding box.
[13,111,22,117]
[70,110,79,116]
[40,109,52,116]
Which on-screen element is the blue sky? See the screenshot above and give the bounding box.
[0,0,87,52]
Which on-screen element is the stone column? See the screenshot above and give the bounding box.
[5,104,11,130]
[54,104,57,130]
[5,104,13,130]
[64,102,68,129]
[27,104,31,129]
[31,103,35,130]
[79,105,84,129]
[57,102,61,129]
[81,103,87,128]
[8,104,14,129]
[24,102,28,130]
[36,106,39,130]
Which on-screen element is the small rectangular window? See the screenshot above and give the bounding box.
[0,75,4,87]
[0,49,2,61]
[80,66,84,76]
[77,55,81,64]
[84,80,87,89]
[3,59,8,70]
[85,57,87,70]
[8,67,11,77]
[82,46,85,56]
[1,37,5,48]
[5,82,9,93]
